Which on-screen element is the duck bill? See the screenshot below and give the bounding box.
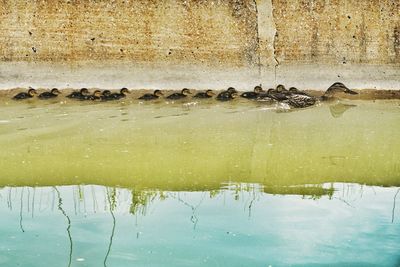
[346,89,358,95]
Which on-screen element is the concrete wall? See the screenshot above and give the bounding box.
[0,0,399,90]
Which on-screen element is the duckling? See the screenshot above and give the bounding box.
[227,87,237,94]
[166,88,191,100]
[100,90,112,101]
[241,85,264,99]
[87,90,102,100]
[266,88,289,101]
[106,88,130,100]
[216,90,238,101]
[193,89,215,99]
[13,88,38,100]
[275,84,289,94]
[66,88,89,99]
[138,90,164,100]
[38,88,61,99]
[321,82,358,101]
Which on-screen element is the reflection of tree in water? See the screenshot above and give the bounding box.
[169,192,206,230]
[54,187,73,267]
[129,188,160,216]
[263,184,335,200]
[392,188,400,223]
[104,187,116,267]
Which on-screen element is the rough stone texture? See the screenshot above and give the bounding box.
[0,0,399,90]
[273,0,400,64]
[0,0,258,65]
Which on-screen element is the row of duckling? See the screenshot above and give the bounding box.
[13,88,129,101]
[12,82,358,108]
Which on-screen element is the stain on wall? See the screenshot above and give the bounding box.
[0,0,259,66]
[272,0,400,65]
[0,0,399,90]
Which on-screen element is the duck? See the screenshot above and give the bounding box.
[38,88,61,99]
[216,88,238,101]
[266,86,289,101]
[193,89,215,99]
[288,87,310,96]
[13,88,38,100]
[138,90,164,100]
[281,83,357,109]
[66,88,89,99]
[321,82,358,101]
[227,87,237,94]
[240,85,264,99]
[100,90,112,101]
[87,90,102,100]
[166,88,192,100]
[104,88,130,101]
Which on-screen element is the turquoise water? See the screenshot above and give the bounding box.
[0,184,399,267]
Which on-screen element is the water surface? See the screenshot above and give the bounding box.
[0,99,399,266]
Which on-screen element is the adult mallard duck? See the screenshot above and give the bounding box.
[13,88,38,100]
[278,83,358,109]
[139,90,164,100]
[321,82,358,101]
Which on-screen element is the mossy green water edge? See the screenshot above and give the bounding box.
[0,99,399,190]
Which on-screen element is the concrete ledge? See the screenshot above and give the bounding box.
[1,62,399,91]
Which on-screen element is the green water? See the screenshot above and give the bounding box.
[0,99,399,266]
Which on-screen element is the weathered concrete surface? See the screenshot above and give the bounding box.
[0,0,399,90]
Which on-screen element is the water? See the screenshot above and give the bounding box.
[1,184,399,267]
[0,99,399,266]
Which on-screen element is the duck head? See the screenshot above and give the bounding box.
[154,90,164,97]
[254,85,263,93]
[51,88,61,95]
[93,90,102,97]
[227,87,237,94]
[181,88,191,95]
[80,88,90,95]
[324,82,358,97]
[102,90,111,96]
[276,84,286,92]
[206,89,215,96]
[120,88,130,95]
[28,88,38,96]
[289,87,300,93]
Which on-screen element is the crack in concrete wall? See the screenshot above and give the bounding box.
[252,0,262,78]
